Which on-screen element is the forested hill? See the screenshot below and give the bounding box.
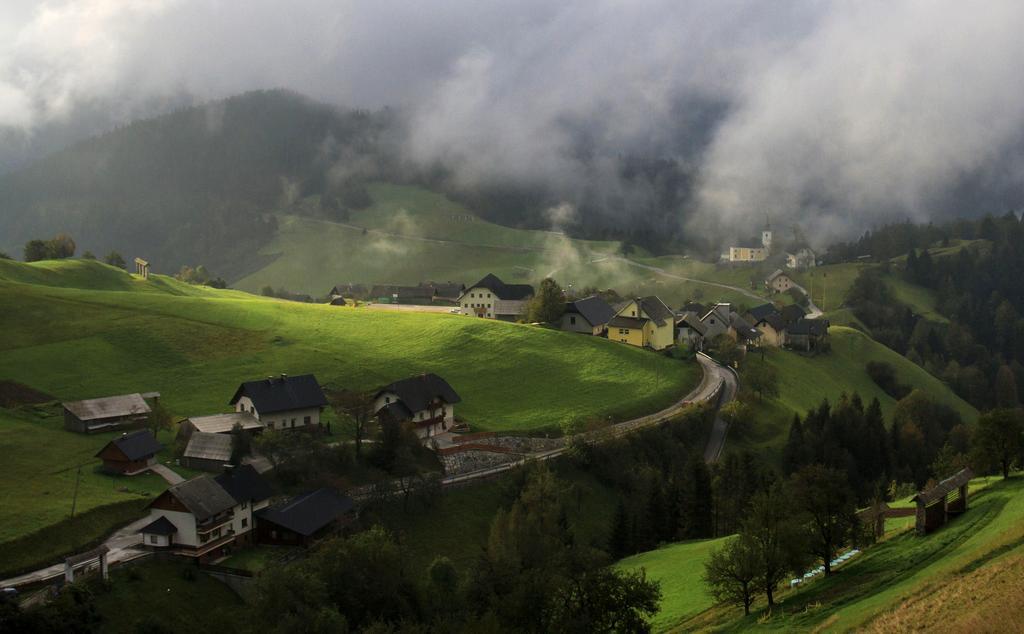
[0,90,398,280]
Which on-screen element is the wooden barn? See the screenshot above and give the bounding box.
[94,430,163,475]
[182,432,234,472]
[63,392,159,433]
[913,468,974,536]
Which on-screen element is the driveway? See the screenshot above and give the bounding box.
[149,463,184,485]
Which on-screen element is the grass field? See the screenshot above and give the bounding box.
[670,476,1024,632]
[616,536,731,632]
[730,327,977,459]
[91,560,247,634]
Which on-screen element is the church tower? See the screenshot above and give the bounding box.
[761,218,773,251]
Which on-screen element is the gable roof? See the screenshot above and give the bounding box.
[747,303,779,323]
[376,373,461,413]
[229,374,327,414]
[376,401,413,423]
[675,311,707,335]
[64,393,151,422]
[788,318,829,336]
[464,274,534,300]
[780,304,806,326]
[161,476,239,521]
[608,315,648,330]
[701,303,733,324]
[758,313,788,332]
[255,488,355,537]
[215,464,273,505]
[637,296,674,327]
[680,302,708,315]
[913,468,974,505]
[566,295,615,327]
[766,269,790,283]
[139,515,177,536]
[430,282,465,299]
[186,412,264,435]
[183,432,233,463]
[729,315,761,341]
[97,429,163,461]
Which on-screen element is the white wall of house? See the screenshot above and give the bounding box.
[148,509,198,547]
[143,533,171,548]
[234,396,256,417]
[260,407,321,431]
[769,275,794,293]
[459,286,495,318]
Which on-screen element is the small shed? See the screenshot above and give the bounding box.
[95,429,163,475]
[256,488,356,546]
[63,393,155,433]
[912,468,974,536]
[177,412,264,442]
[182,432,234,472]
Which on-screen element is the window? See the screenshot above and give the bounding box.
[487,293,491,298]
[631,310,636,316]
[149,535,158,544]
[570,316,576,325]
[385,396,390,403]
[291,418,296,427]
[267,422,273,430]
[304,416,311,425]
[201,533,209,544]
[241,518,248,528]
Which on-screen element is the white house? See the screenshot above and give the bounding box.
[765,269,795,294]
[786,248,816,269]
[228,374,327,431]
[458,273,534,321]
[139,465,272,561]
[561,295,616,336]
[374,373,462,440]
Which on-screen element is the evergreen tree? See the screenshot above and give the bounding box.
[995,364,1019,408]
[607,500,632,559]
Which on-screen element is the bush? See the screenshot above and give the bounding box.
[866,361,911,400]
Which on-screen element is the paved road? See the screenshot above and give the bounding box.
[702,360,740,463]
[149,463,184,485]
[1,516,152,588]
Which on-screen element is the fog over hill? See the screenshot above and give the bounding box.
[2,1,1023,245]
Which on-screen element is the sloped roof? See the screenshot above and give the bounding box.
[430,282,465,299]
[609,315,648,329]
[638,296,674,326]
[729,315,761,341]
[64,393,151,422]
[162,476,238,521]
[780,304,806,326]
[464,273,534,300]
[215,464,273,504]
[183,433,233,463]
[97,429,163,461]
[788,318,829,336]
[376,401,413,423]
[765,269,789,283]
[566,296,615,327]
[913,468,974,506]
[680,302,708,315]
[748,303,779,323]
[758,313,788,332]
[675,311,707,335]
[701,303,733,324]
[139,515,177,536]
[376,373,461,413]
[229,374,327,414]
[369,284,435,301]
[256,488,355,537]
[186,412,264,434]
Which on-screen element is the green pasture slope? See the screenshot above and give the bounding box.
[616,536,731,632]
[733,327,977,458]
[672,476,1024,632]
[234,182,781,309]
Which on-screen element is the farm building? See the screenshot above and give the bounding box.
[765,269,796,294]
[229,374,328,431]
[177,412,264,442]
[141,465,273,561]
[458,273,534,321]
[327,282,368,299]
[182,432,234,472]
[561,295,615,335]
[608,296,675,350]
[94,430,163,475]
[63,392,159,433]
[786,318,830,351]
[913,468,973,536]
[256,488,356,546]
[786,248,816,269]
[374,373,462,440]
[369,284,435,304]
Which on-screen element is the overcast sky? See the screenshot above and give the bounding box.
[2,0,1023,240]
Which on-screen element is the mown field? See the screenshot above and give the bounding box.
[616,475,1024,632]
[731,327,977,459]
[0,258,698,570]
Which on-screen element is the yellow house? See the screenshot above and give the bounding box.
[608,296,675,350]
[728,246,768,262]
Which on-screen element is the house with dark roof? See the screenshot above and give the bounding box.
[140,464,272,561]
[458,274,534,321]
[561,295,615,335]
[63,392,159,433]
[675,311,707,350]
[95,430,163,475]
[608,296,675,350]
[780,304,807,327]
[700,303,735,340]
[745,303,788,347]
[256,488,356,546]
[229,374,327,432]
[328,282,368,299]
[727,315,762,346]
[785,318,830,351]
[373,373,462,440]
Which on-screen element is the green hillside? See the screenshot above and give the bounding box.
[672,475,1024,632]
[0,259,697,433]
[735,327,977,457]
[615,537,731,631]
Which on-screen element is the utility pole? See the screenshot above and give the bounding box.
[822,272,827,313]
[70,465,82,518]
